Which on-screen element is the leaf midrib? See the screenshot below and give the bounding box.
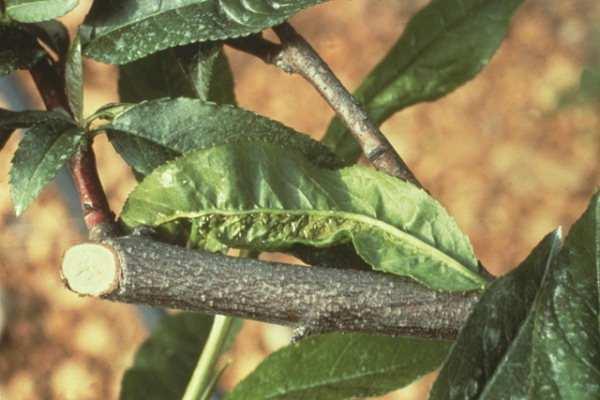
[137,207,484,287]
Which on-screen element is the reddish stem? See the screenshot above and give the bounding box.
[29,55,117,239]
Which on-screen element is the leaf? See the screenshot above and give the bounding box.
[81,0,327,64]
[0,108,73,151]
[10,121,83,215]
[5,0,78,23]
[121,143,485,292]
[120,313,213,400]
[430,229,562,399]
[24,20,70,58]
[119,43,236,105]
[431,192,600,399]
[227,333,450,400]
[65,33,84,122]
[106,98,341,176]
[579,67,600,101]
[322,0,524,162]
[0,23,45,76]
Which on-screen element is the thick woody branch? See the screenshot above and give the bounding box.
[228,24,422,188]
[29,53,116,239]
[61,235,479,340]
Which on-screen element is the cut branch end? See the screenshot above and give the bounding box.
[61,243,120,296]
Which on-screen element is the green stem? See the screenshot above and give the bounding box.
[181,314,235,400]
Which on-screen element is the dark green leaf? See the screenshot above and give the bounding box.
[106,98,341,176]
[121,143,485,292]
[10,121,83,215]
[322,0,524,162]
[24,20,70,58]
[431,192,600,399]
[65,33,84,122]
[0,23,45,76]
[81,0,327,64]
[430,229,562,399]
[227,333,451,400]
[0,108,73,150]
[119,43,236,105]
[5,0,78,22]
[120,313,213,400]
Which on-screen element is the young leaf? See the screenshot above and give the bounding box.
[24,20,70,58]
[119,43,236,105]
[105,98,341,175]
[10,121,83,215]
[4,0,78,23]
[227,333,450,400]
[322,0,524,162]
[430,229,562,399]
[431,192,600,399]
[81,0,327,64]
[65,33,84,122]
[120,313,213,400]
[0,23,45,76]
[121,143,486,292]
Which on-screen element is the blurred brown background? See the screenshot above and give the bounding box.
[1,0,599,399]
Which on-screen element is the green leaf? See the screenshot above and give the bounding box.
[227,333,450,400]
[430,229,562,399]
[106,98,341,176]
[24,20,70,58]
[0,108,73,150]
[65,33,84,122]
[81,0,327,64]
[431,192,600,399]
[120,313,213,400]
[0,23,45,76]
[119,43,236,105]
[5,0,78,23]
[10,121,83,215]
[322,0,524,162]
[121,143,485,292]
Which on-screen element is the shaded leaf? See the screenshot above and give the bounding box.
[106,98,341,176]
[65,33,83,122]
[431,192,600,399]
[322,0,523,162]
[121,143,485,291]
[120,313,213,400]
[81,0,327,64]
[0,23,45,76]
[5,0,78,23]
[10,121,83,215]
[119,43,236,105]
[227,333,450,400]
[0,108,73,151]
[24,20,70,58]
[430,229,562,399]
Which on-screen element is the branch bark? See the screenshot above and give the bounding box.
[62,235,479,340]
[227,24,422,188]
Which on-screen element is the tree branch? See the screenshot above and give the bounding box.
[29,53,117,239]
[61,235,479,340]
[228,24,422,188]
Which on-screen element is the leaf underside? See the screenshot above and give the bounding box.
[322,0,524,162]
[82,0,328,64]
[227,333,451,400]
[121,143,485,292]
[65,33,84,122]
[431,192,600,399]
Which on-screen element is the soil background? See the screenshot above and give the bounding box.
[1,1,599,399]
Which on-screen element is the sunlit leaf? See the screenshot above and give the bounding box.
[121,143,485,291]
[5,0,78,23]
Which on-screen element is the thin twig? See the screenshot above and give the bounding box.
[61,236,480,340]
[228,24,422,188]
[29,52,117,239]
